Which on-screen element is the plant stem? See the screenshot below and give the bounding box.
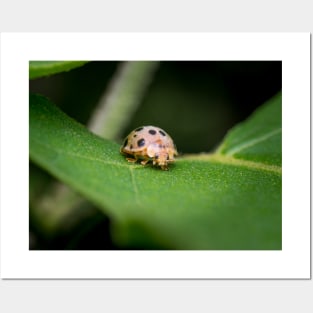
[88,61,159,140]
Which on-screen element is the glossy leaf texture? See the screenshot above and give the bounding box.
[29,93,282,249]
[29,61,89,79]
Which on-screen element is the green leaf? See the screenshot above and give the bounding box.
[30,93,282,249]
[29,61,89,79]
[216,92,282,166]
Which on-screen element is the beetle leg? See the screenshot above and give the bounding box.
[126,157,137,163]
[141,159,149,165]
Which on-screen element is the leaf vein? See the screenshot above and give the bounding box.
[30,139,141,168]
[129,167,141,206]
[225,128,282,156]
[180,154,281,175]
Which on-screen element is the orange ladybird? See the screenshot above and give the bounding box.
[120,126,178,170]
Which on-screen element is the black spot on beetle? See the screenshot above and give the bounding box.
[123,138,128,147]
[148,129,156,135]
[133,134,137,137]
[135,127,144,132]
[167,155,170,160]
[130,144,133,149]
[159,130,166,136]
[137,138,145,147]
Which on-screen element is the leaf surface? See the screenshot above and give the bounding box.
[29,93,282,249]
[29,61,89,79]
[217,93,282,166]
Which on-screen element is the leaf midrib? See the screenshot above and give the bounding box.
[180,154,281,175]
[31,136,282,177]
[30,137,138,168]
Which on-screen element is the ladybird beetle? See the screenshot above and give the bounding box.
[120,126,178,170]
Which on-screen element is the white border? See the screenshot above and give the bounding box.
[0,33,310,279]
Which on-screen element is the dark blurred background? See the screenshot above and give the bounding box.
[29,61,282,250]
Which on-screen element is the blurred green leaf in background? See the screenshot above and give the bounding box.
[29,60,282,250]
[29,61,89,79]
